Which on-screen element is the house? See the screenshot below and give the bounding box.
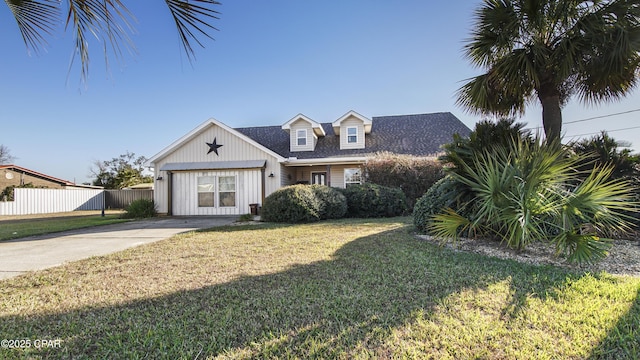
[146,111,471,216]
[0,165,100,194]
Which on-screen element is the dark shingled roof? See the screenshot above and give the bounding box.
[236,112,471,159]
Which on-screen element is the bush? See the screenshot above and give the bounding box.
[413,176,461,233]
[261,185,321,223]
[122,199,157,219]
[429,137,637,263]
[341,183,408,218]
[363,152,444,210]
[310,185,347,219]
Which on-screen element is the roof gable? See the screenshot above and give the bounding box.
[146,118,285,166]
[332,110,372,134]
[281,113,326,137]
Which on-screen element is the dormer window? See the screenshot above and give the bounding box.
[282,114,325,152]
[296,129,307,146]
[332,110,372,150]
[347,127,358,143]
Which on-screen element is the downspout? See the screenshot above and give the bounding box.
[167,171,173,216]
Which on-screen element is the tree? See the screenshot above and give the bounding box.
[570,131,640,179]
[0,145,16,164]
[6,0,220,82]
[91,151,153,189]
[457,0,640,141]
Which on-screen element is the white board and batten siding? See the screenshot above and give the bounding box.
[171,170,262,216]
[0,188,103,216]
[150,120,284,215]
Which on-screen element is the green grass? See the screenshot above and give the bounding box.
[0,213,130,241]
[0,217,638,359]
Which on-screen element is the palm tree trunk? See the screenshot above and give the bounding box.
[539,93,563,142]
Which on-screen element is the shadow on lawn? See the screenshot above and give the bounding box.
[589,284,640,359]
[0,222,637,358]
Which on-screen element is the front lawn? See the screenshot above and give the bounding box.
[0,211,128,241]
[0,217,638,359]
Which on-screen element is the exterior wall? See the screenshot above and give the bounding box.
[171,169,261,215]
[289,164,363,188]
[339,116,366,150]
[289,120,316,152]
[0,169,65,191]
[153,123,282,215]
[280,165,296,187]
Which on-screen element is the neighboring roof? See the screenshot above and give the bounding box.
[0,164,75,187]
[160,160,267,172]
[146,118,285,166]
[236,112,471,159]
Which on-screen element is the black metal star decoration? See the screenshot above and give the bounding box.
[206,138,223,155]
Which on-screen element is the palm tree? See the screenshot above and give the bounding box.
[6,0,220,82]
[457,0,640,141]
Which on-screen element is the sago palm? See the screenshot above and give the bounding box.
[5,0,220,82]
[457,0,640,141]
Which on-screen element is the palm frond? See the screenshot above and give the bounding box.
[427,208,474,245]
[165,0,220,62]
[553,231,612,264]
[65,0,136,82]
[5,0,59,53]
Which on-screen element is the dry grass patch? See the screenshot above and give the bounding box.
[0,217,638,359]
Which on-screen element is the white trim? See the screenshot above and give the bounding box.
[281,113,326,137]
[282,156,367,166]
[332,110,372,134]
[146,118,285,167]
[296,129,308,146]
[346,126,358,143]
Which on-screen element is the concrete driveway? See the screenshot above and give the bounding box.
[0,216,237,280]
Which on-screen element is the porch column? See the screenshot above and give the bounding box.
[326,165,331,187]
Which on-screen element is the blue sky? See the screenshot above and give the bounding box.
[1,1,639,184]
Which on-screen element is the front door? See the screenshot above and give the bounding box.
[311,172,327,185]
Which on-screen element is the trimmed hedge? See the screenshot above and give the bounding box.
[413,176,460,233]
[310,185,348,220]
[340,183,408,218]
[261,185,347,223]
[363,152,444,210]
[261,185,321,223]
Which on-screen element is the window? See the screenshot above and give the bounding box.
[197,176,215,207]
[347,126,358,143]
[296,129,307,146]
[218,176,236,207]
[344,168,362,187]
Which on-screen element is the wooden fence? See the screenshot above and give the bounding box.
[0,188,154,216]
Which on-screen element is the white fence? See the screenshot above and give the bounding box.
[0,188,104,216]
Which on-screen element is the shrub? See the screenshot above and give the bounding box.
[413,176,462,233]
[122,199,157,219]
[363,152,444,210]
[261,185,321,223]
[310,185,347,220]
[428,137,637,263]
[341,183,407,218]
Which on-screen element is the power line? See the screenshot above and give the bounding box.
[564,108,640,124]
[565,125,640,138]
[525,108,640,130]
